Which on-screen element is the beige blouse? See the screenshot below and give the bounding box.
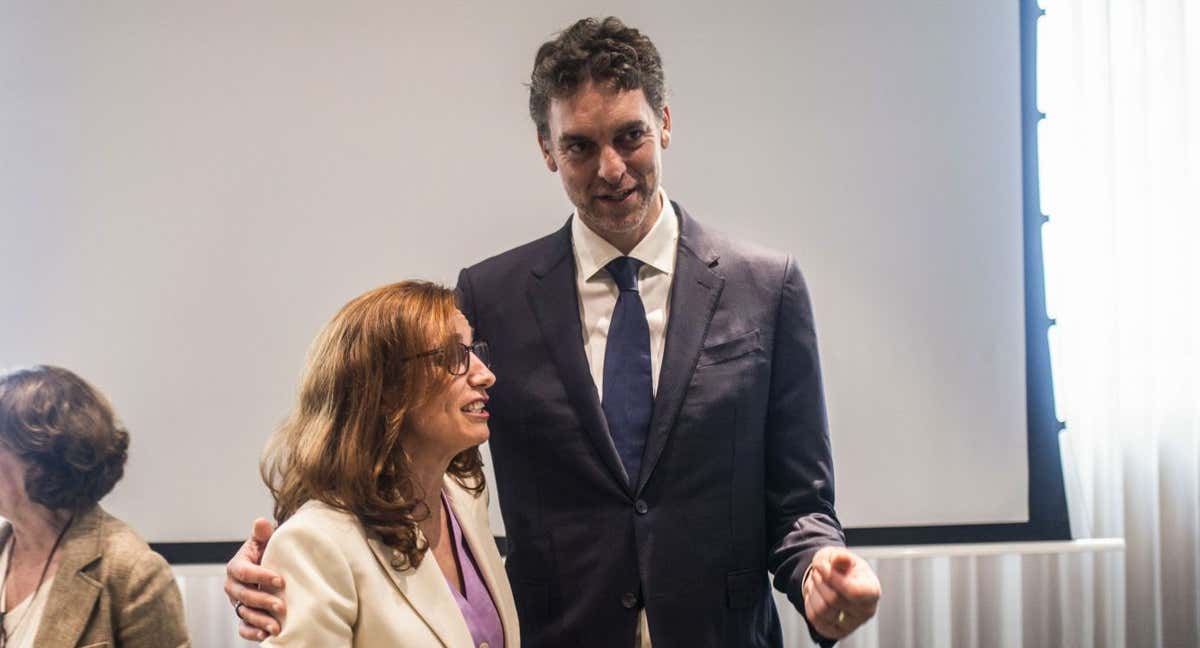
[0,537,54,648]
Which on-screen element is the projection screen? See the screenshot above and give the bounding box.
[0,1,1031,547]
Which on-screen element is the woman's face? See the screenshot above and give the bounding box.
[405,310,496,461]
[0,446,28,517]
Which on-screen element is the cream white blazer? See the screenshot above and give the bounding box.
[262,477,519,648]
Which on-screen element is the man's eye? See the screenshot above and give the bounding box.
[566,142,590,155]
[618,130,646,147]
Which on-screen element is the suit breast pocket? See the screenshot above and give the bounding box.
[697,329,761,368]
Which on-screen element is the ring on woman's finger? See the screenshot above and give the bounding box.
[234,600,246,620]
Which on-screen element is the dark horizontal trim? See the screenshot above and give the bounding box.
[846,520,1070,546]
[153,541,243,565]
[154,537,510,565]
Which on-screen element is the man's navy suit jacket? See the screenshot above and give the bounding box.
[456,202,844,648]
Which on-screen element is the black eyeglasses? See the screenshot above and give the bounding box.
[402,340,491,376]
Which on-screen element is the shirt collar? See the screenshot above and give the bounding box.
[571,186,679,281]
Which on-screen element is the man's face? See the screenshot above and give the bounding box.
[538,81,671,251]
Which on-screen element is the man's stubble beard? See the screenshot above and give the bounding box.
[578,181,659,239]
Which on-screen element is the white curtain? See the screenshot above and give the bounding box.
[1039,0,1200,647]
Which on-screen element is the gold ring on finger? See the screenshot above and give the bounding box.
[837,610,846,625]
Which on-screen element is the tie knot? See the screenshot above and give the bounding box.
[605,256,644,292]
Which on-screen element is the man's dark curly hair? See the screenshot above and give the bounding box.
[0,366,130,511]
[529,17,667,140]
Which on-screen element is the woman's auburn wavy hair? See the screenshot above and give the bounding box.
[260,281,485,571]
[0,365,130,512]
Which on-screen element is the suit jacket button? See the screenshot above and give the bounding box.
[634,500,648,515]
[621,592,638,609]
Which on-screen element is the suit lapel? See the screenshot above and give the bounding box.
[637,206,725,494]
[366,530,472,648]
[526,219,631,491]
[32,507,105,647]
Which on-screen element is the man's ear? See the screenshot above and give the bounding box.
[659,104,672,149]
[537,131,558,172]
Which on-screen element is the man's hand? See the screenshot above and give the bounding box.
[803,546,881,641]
[224,518,286,641]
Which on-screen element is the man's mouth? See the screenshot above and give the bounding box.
[596,187,637,203]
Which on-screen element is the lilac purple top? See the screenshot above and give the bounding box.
[442,492,505,648]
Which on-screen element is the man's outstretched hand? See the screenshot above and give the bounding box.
[224,518,285,641]
[803,546,881,641]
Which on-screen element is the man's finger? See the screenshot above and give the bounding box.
[818,572,878,616]
[806,566,851,640]
[228,559,285,590]
[232,583,286,615]
[808,568,845,614]
[830,551,855,574]
[804,572,830,619]
[811,569,876,632]
[251,517,275,545]
[824,566,882,609]
[238,606,281,638]
[806,593,843,640]
[238,623,269,642]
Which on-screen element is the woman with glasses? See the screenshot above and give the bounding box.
[256,281,518,647]
[0,366,189,647]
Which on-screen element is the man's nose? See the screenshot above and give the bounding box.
[598,146,627,185]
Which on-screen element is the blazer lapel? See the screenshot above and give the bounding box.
[366,532,473,648]
[637,206,725,494]
[32,507,105,647]
[444,481,520,648]
[526,219,631,491]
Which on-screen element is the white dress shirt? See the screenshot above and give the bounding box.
[570,187,679,403]
[569,187,677,648]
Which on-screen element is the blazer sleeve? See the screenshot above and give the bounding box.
[115,550,190,648]
[262,517,358,647]
[456,267,477,327]
[764,256,846,646]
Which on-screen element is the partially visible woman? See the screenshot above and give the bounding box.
[0,366,189,648]
[258,281,518,647]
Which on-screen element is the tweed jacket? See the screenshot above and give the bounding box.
[0,505,189,647]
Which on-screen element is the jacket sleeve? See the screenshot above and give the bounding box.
[115,549,191,648]
[764,256,845,647]
[456,267,478,328]
[261,519,357,647]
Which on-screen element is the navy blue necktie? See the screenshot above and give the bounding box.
[602,256,653,486]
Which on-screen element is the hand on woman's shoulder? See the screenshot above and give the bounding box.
[261,500,363,646]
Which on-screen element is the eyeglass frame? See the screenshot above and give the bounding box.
[400,340,491,377]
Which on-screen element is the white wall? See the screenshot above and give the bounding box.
[0,1,1026,542]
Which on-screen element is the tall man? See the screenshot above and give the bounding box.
[227,17,880,647]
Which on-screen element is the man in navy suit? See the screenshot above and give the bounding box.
[227,16,880,648]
